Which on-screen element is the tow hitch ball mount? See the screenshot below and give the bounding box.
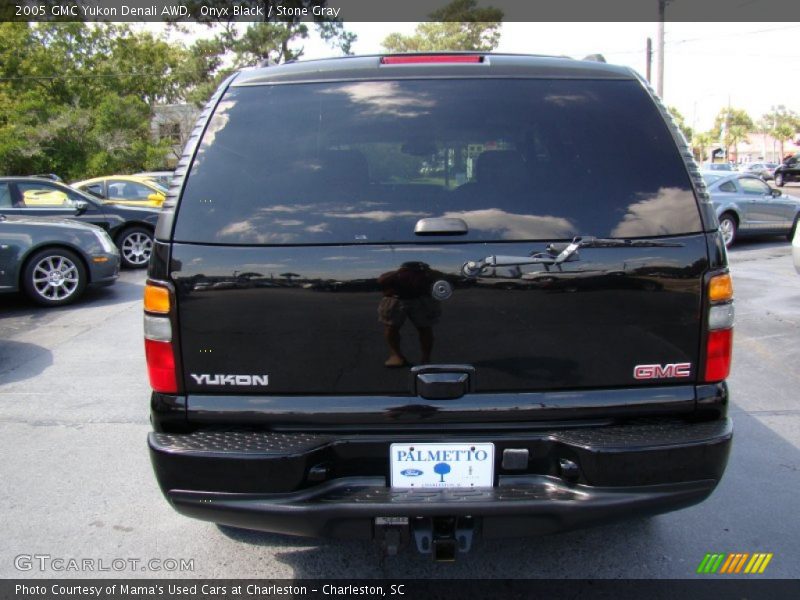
[375,516,476,560]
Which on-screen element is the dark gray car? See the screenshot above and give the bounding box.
[702,171,800,247]
[0,213,120,306]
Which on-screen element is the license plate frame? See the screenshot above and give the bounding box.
[389,442,495,489]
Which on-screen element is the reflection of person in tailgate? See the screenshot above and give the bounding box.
[377,261,442,367]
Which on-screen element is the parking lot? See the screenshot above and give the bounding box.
[1,235,799,579]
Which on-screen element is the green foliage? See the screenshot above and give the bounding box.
[0,17,357,178]
[383,0,503,53]
[710,107,753,157]
[177,19,357,107]
[667,105,693,143]
[691,131,714,162]
[0,23,187,178]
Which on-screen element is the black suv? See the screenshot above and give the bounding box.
[0,177,159,268]
[146,54,734,559]
[774,153,800,187]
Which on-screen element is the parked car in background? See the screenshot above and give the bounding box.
[738,162,778,181]
[702,162,735,171]
[134,171,174,188]
[0,213,119,306]
[71,175,167,208]
[34,173,64,182]
[774,154,800,187]
[701,171,800,247]
[0,177,160,268]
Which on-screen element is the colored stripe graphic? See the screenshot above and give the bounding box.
[710,554,725,573]
[696,554,713,574]
[758,554,773,573]
[734,553,749,573]
[720,554,736,574]
[699,553,772,575]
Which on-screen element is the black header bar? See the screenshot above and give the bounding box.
[4,0,800,23]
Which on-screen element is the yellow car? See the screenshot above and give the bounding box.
[71,176,167,208]
[22,188,73,206]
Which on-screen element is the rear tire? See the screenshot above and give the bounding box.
[719,213,737,248]
[22,248,87,306]
[775,172,784,187]
[117,226,153,269]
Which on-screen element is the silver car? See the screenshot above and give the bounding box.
[701,171,800,248]
[0,213,119,306]
[738,162,779,181]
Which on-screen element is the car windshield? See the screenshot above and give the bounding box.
[701,173,725,185]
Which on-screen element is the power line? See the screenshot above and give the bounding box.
[667,24,800,45]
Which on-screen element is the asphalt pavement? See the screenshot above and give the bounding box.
[0,235,798,579]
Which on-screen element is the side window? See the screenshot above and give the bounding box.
[718,181,736,193]
[82,183,105,198]
[107,180,153,200]
[739,178,770,195]
[17,182,71,207]
[0,183,12,207]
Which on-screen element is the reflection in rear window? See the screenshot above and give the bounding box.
[175,79,702,244]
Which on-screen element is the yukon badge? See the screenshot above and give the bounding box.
[633,363,691,380]
[190,373,269,386]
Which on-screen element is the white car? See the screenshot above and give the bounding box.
[793,224,800,274]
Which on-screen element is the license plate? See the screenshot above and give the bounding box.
[390,443,495,489]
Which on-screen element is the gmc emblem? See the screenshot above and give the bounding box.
[633,363,692,380]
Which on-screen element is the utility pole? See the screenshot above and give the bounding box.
[645,37,652,83]
[656,0,667,98]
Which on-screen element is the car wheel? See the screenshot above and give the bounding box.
[789,217,799,242]
[22,248,87,306]
[117,227,153,268]
[719,214,737,248]
[775,173,784,187]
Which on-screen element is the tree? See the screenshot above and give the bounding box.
[691,131,714,162]
[773,124,796,162]
[0,18,358,177]
[761,105,800,161]
[177,19,356,107]
[711,108,753,161]
[383,0,503,52]
[667,106,693,143]
[0,23,184,179]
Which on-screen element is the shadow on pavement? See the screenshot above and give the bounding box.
[0,340,52,385]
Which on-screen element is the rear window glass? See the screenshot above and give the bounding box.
[175,79,701,244]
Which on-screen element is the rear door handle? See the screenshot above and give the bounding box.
[414,217,468,236]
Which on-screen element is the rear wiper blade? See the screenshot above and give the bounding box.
[462,236,684,277]
[548,236,685,264]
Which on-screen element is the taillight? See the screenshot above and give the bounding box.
[144,339,177,393]
[144,282,177,393]
[380,55,483,65]
[704,273,734,382]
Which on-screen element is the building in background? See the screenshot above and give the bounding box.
[151,105,201,167]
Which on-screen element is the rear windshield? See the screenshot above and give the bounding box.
[175,78,702,244]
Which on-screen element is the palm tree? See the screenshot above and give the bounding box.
[773,124,795,162]
[692,131,714,162]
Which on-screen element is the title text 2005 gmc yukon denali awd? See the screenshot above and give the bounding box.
[145,54,733,559]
